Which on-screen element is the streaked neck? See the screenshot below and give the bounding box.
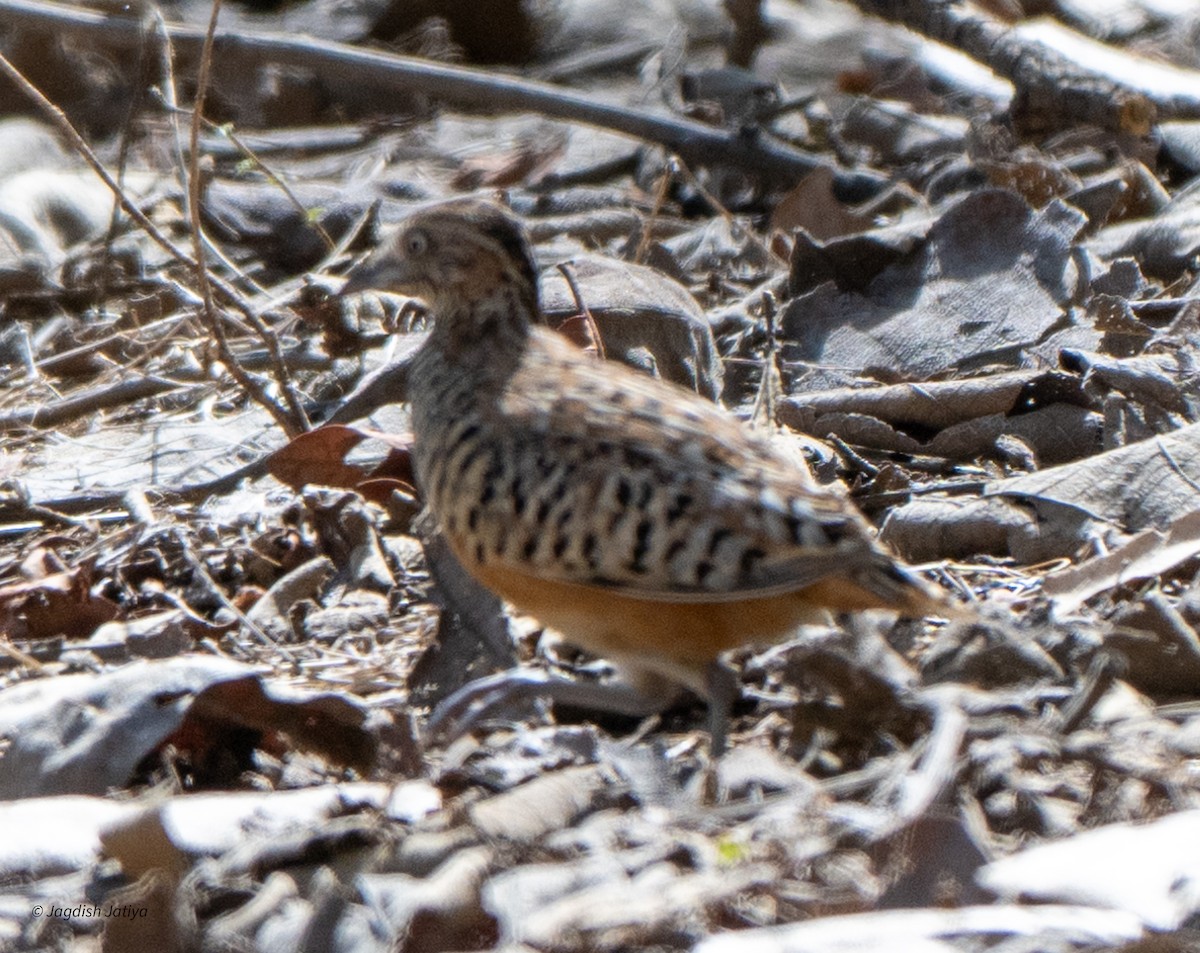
[430,282,535,361]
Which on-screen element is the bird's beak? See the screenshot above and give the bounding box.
[340,248,410,296]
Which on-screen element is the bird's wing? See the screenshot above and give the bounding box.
[460,328,938,611]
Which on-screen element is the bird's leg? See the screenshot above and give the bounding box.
[705,655,741,758]
[423,668,675,749]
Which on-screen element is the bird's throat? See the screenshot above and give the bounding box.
[431,290,533,364]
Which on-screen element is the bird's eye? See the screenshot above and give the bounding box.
[404,230,428,256]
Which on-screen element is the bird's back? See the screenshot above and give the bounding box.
[411,327,937,625]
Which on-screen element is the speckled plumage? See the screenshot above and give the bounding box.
[343,199,946,705]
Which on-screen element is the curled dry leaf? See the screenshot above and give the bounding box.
[0,565,118,640]
[85,608,235,661]
[468,764,611,842]
[779,368,1102,466]
[978,809,1200,931]
[770,166,875,242]
[883,422,1200,563]
[0,657,378,798]
[266,424,417,505]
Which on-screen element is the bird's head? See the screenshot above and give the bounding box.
[341,199,539,319]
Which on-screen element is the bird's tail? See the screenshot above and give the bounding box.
[807,551,970,619]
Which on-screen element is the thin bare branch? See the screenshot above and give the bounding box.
[0,50,199,279]
[554,262,606,361]
[182,0,308,437]
[0,0,887,191]
[843,0,1200,133]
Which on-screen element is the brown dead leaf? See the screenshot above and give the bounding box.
[267,424,417,504]
[1043,509,1200,612]
[0,567,118,640]
[770,166,874,241]
[0,656,380,798]
[779,369,1102,465]
[361,845,494,949]
[361,429,419,488]
[267,424,371,492]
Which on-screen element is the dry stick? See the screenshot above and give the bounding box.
[187,0,220,358]
[749,290,782,430]
[1055,651,1123,735]
[841,0,1198,132]
[0,452,276,522]
[4,483,95,530]
[0,50,306,435]
[0,639,47,674]
[828,433,880,481]
[633,158,676,265]
[0,0,886,192]
[0,53,199,282]
[158,94,337,255]
[554,262,606,361]
[16,313,189,379]
[0,378,199,432]
[888,691,967,833]
[211,123,337,253]
[672,155,788,267]
[0,334,329,434]
[148,16,318,422]
[151,9,266,298]
[187,0,307,438]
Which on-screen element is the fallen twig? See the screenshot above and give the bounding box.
[0,46,310,436]
[842,0,1200,133]
[185,0,308,437]
[0,377,198,433]
[0,0,886,191]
